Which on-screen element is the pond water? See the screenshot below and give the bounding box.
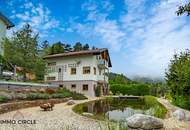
[73,97,166,122]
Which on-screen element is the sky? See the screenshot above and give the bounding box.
[0,0,190,79]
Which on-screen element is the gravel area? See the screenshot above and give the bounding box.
[158,98,190,130]
[0,98,109,130]
[0,97,189,130]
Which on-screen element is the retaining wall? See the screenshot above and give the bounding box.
[0,97,72,114]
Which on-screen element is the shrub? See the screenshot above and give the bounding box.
[26,93,50,100]
[172,95,190,110]
[71,92,87,100]
[56,88,87,100]
[51,93,67,98]
[45,88,56,94]
[0,92,12,100]
[57,88,72,97]
[0,96,9,103]
[95,86,101,97]
[16,93,27,100]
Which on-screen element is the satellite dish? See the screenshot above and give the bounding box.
[76,60,81,64]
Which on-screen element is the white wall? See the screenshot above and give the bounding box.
[0,19,6,56]
[45,54,109,82]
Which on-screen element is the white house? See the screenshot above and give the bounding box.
[44,48,112,97]
[0,12,14,76]
[0,12,14,56]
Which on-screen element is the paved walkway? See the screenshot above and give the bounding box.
[158,98,190,130]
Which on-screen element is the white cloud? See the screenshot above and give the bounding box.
[8,2,60,38]
[94,20,125,51]
[73,0,125,51]
[122,0,190,77]
[74,0,190,77]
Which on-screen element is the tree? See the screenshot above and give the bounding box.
[33,58,46,80]
[92,46,96,50]
[83,44,89,50]
[3,23,46,81]
[73,42,83,51]
[41,40,51,56]
[165,50,190,109]
[3,24,39,76]
[177,2,190,16]
[50,41,65,54]
[64,44,72,52]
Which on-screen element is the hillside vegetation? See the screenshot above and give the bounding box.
[108,72,167,97]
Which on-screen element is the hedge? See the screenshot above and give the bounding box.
[110,83,150,96]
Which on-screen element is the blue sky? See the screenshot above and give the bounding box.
[1,0,190,78]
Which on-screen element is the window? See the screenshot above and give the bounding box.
[58,68,61,72]
[59,84,63,88]
[83,84,88,91]
[63,65,67,72]
[94,67,96,75]
[48,62,56,66]
[70,68,76,75]
[83,66,90,74]
[71,84,76,89]
[47,76,56,81]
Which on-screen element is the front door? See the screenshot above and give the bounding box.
[58,66,63,81]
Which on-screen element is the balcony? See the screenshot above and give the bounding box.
[98,59,107,69]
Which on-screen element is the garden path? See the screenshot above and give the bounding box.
[158,98,190,130]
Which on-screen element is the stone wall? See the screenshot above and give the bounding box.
[0,97,72,114]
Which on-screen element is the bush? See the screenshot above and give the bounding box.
[95,86,101,97]
[26,93,50,100]
[57,88,72,97]
[172,95,190,110]
[56,88,87,100]
[51,93,67,98]
[0,96,9,103]
[0,91,12,100]
[45,88,56,94]
[16,93,27,100]
[71,92,87,100]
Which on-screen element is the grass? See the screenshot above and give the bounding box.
[144,96,167,118]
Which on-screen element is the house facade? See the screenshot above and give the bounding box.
[0,12,14,56]
[0,12,14,77]
[44,48,112,97]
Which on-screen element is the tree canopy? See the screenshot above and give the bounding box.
[43,41,92,55]
[165,50,190,109]
[177,2,190,16]
[3,24,45,80]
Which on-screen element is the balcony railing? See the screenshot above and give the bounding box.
[98,59,107,69]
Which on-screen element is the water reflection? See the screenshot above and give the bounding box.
[76,98,156,121]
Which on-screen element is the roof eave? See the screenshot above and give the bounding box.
[0,12,14,29]
[7,24,15,29]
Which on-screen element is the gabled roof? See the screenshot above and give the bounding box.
[44,48,112,67]
[0,12,14,29]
